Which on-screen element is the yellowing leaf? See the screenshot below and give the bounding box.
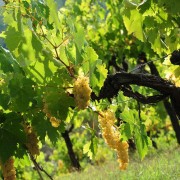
[83,141,93,159]
[50,117,61,128]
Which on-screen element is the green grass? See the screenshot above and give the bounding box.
[55,142,180,180]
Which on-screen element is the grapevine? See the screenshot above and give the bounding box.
[0,0,179,178]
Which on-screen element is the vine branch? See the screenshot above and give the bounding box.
[94,71,180,120]
[98,72,176,100]
[29,153,53,180]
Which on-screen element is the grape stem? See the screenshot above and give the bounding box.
[29,153,53,180]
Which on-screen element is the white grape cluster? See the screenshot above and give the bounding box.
[73,76,92,110]
[23,124,40,157]
[98,110,129,170]
[0,157,16,180]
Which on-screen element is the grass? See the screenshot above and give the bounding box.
[55,141,180,180]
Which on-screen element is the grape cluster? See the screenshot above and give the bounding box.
[170,50,180,65]
[24,124,40,156]
[73,76,92,110]
[98,110,129,170]
[0,157,16,180]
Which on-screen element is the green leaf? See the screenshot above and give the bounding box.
[65,45,76,65]
[59,46,69,66]
[83,46,98,75]
[31,113,47,142]
[121,108,135,124]
[28,48,57,83]
[83,141,93,159]
[0,128,18,163]
[134,123,151,159]
[4,27,22,51]
[17,28,37,64]
[46,0,60,30]
[120,123,132,141]
[32,1,50,19]
[158,0,180,14]
[3,112,26,144]
[0,113,25,163]
[147,29,163,55]
[83,134,98,160]
[0,46,23,74]
[0,52,13,73]
[31,33,43,58]
[14,155,31,167]
[8,77,36,112]
[0,94,11,111]
[122,9,144,41]
[45,88,75,120]
[74,24,85,52]
[31,112,60,144]
[83,46,108,93]
[89,136,98,156]
[93,62,108,94]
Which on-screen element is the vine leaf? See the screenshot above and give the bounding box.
[4,27,22,51]
[8,77,36,112]
[122,9,144,41]
[31,112,61,144]
[83,136,98,160]
[0,113,26,163]
[0,46,22,73]
[121,108,151,159]
[0,94,10,110]
[83,47,107,94]
[46,0,60,30]
[134,124,151,159]
[120,123,132,141]
[45,89,75,120]
[83,141,92,159]
[0,129,18,163]
[74,24,85,53]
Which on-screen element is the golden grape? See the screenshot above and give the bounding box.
[23,124,40,156]
[73,76,92,109]
[0,157,16,180]
[98,110,129,170]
